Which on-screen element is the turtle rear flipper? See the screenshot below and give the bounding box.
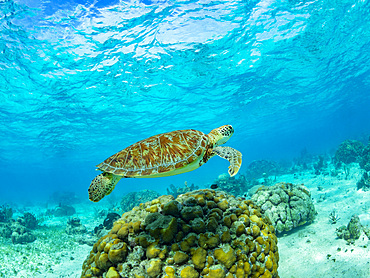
[88,173,122,202]
[212,146,242,177]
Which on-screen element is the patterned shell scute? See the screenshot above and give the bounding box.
[96,129,208,177]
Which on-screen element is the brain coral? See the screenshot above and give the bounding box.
[81,189,279,278]
[251,183,316,235]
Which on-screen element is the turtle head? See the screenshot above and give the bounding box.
[208,125,234,146]
[88,172,122,202]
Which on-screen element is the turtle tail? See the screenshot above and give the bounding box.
[88,173,122,202]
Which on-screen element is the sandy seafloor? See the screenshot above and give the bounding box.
[1,164,369,278]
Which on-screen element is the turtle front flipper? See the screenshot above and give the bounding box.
[88,173,122,202]
[212,146,242,177]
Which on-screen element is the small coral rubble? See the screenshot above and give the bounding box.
[66,217,87,235]
[81,189,279,278]
[336,214,362,243]
[251,183,316,235]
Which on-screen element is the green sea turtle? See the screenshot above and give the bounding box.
[88,125,242,202]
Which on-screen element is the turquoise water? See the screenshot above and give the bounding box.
[1,0,370,202]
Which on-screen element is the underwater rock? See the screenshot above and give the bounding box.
[81,189,279,278]
[52,204,76,217]
[103,213,121,230]
[0,223,12,238]
[334,139,364,165]
[93,212,121,238]
[93,224,106,237]
[357,171,370,190]
[359,143,370,172]
[336,214,362,243]
[120,190,160,213]
[0,205,13,223]
[66,217,87,235]
[363,226,370,240]
[11,222,36,244]
[251,182,317,234]
[17,212,38,230]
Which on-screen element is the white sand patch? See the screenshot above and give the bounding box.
[276,165,370,278]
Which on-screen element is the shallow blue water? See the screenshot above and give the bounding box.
[1,0,370,202]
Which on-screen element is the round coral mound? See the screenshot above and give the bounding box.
[81,189,279,278]
[251,183,316,235]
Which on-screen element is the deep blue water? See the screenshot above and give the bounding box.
[1,0,370,203]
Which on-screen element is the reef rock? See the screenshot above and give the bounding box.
[336,214,362,243]
[66,217,87,235]
[251,183,316,234]
[360,143,370,172]
[52,204,76,217]
[0,205,13,223]
[11,222,36,244]
[0,223,12,238]
[334,139,364,164]
[17,212,38,229]
[357,171,370,191]
[81,189,279,278]
[103,213,121,230]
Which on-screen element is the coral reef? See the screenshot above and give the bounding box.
[103,213,121,230]
[66,217,87,235]
[251,183,316,234]
[121,190,160,213]
[0,223,12,238]
[49,204,76,217]
[211,173,251,197]
[11,222,36,244]
[0,205,13,222]
[357,171,370,190]
[334,140,364,165]
[359,143,370,171]
[0,207,37,244]
[166,182,199,198]
[336,215,362,243]
[245,160,279,181]
[17,212,38,229]
[94,213,122,238]
[81,189,279,278]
